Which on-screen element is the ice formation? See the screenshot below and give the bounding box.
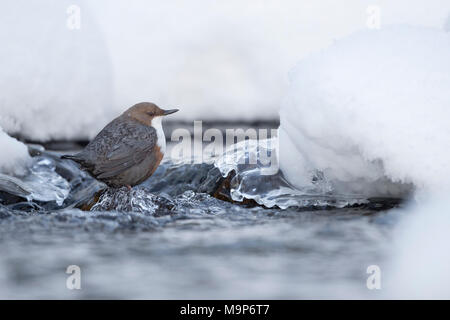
[0,155,70,205]
[214,138,370,209]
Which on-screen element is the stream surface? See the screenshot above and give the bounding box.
[0,142,399,299]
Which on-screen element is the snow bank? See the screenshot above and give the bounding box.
[0,128,30,175]
[445,13,450,31]
[386,194,450,298]
[280,26,450,195]
[0,0,113,141]
[1,0,449,141]
[279,25,450,298]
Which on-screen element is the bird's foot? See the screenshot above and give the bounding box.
[126,185,132,191]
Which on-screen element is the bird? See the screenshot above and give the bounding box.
[62,102,179,188]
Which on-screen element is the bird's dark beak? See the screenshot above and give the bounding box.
[163,109,179,116]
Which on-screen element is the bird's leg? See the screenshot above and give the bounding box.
[126,185,132,191]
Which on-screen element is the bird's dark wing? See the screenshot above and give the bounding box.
[81,119,157,180]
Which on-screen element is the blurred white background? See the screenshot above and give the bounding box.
[0,0,449,141]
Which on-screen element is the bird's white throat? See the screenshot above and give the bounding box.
[151,116,166,153]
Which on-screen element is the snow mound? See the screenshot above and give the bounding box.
[280,25,450,195]
[1,1,450,141]
[279,25,450,298]
[0,0,112,141]
[0,128,30,175]
[387,193,450,298]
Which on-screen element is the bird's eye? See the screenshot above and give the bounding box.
[147,112,154,116]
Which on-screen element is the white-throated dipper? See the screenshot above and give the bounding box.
[62,102,179,188]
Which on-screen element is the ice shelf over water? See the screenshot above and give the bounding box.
[214,138,375,209]
[0,154,70,206]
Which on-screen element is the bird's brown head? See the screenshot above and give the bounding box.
[125,102,179,126]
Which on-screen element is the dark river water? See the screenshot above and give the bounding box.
[0,142,398,299]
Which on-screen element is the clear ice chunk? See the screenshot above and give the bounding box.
[91,187,174,214]
[0,156,70,206]
[214,138,368,209]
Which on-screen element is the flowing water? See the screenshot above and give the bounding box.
[0,141,401,299]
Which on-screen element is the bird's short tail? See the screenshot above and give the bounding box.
[61,154,93,172]
[61,154,77,160]
[61,154,85,165]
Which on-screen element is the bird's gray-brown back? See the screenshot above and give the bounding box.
[61,102,178,187]
[77,116,157,180]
